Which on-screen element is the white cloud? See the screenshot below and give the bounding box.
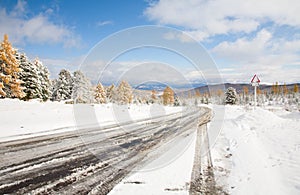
[79,59,210,85]
[145,0,300,37]
[41,55,87,78]
[145,0,300,83]
[163,30,208,42]
[212,29,272,60]
[0,0,81,47]
[212,29,300,83]
[96,20,113,27]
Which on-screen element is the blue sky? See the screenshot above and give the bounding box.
[0,0,299,85]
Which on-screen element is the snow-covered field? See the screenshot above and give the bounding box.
[1,99,299,194]
[212,105,300,195]
[0,99,182,142]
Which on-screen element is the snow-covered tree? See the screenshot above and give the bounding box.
[94,82,106,103]
[17,53,42,100]
[174,96,181,106]
[225,87,237,105]
[50,79,57,98]
[52,69,73,101]
[162,86,174,105]
[0,34,24,98]
[149,89,157,104]
[106,84,115,103]
[72,70,93,103]
[34,58,51,101]
[113,80,133,104]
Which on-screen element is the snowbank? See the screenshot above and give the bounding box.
[211,105,300,194]
[0,99,182,142]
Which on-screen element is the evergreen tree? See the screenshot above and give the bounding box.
[94,82,106,103]
[0,34,24,98]
[52,69,73,101]
[50,79,57,100]
[113,80,133,104]
[162,86,174,105]
[34,58,51,101]
[225,87,237,105]
[17,53,42,100]
[174,96,180,106]
[72,70,93,103]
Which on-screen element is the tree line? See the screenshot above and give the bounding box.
[0,34,177,105]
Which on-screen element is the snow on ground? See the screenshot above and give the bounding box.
[1,99,300,194]
[0,99,182,142]
[211,105,300,195]
[109,128,197,195]
[109,104,300,195]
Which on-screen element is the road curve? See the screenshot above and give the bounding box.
[0,107,210,194]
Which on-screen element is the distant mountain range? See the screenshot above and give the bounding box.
[131,82,300,97]
[185,83,300,97]
[132,82,206,91]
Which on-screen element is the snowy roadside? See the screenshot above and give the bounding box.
[210,105,300,195]
[0,99,183,142]
[109,128,197,195]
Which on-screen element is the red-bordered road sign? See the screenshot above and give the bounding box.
[251,74,260,83]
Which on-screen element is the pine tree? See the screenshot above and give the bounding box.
[17,53,42,100]
[72,70,93,103]
[50,79,57,99]
[52,69,73,101]
[95,82,106,103]
[162,86,174,105]
[114,80,133,104]
[225,87,237,105]
[0,34,24,98]
[34,58,51,101]
[174,96,180,106]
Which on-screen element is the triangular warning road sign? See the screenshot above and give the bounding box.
[251,74,260,83]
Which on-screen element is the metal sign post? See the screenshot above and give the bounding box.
[251,74,260,108]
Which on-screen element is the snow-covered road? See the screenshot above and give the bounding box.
[109,127,197,195]
[0,105,208,194]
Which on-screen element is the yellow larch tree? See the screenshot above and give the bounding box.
[283,83,288,96]
[151,89,157,100]
[294,84,299,93]
[162,86,174,105]
[0,34,24,98]
[94,82,106,103]
[243,86,249,96]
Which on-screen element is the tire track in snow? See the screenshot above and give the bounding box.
[190,109,228,195]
